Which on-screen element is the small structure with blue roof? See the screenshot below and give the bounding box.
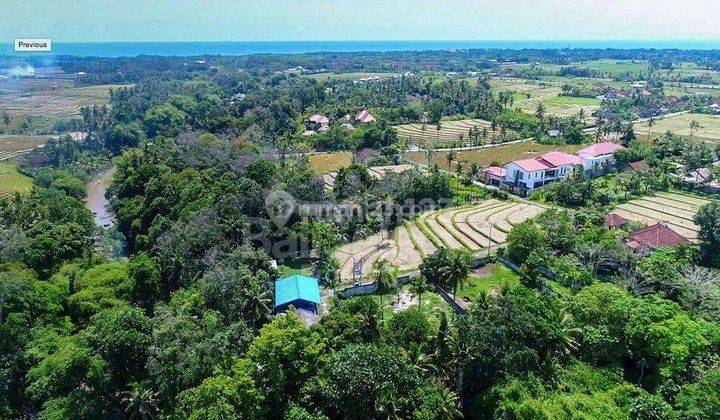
[274,274,321,314]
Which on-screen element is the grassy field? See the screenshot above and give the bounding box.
[455,263,519,302]
[571,60,650,77]
[404,141,584,168]
[394,118,514,147]
[0,134,49,151]
[489,79,599,121]
[634,113,720,144]
[0,162,33,199]
[611,191,714,242]
[335,199,544,281]
[306,151,353,173]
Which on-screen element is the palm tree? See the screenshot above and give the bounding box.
[689,120,701,138]
[647,116,655,138]
[120,382,159,420]
[439,251,471,299]
[408,275,430,307]
[553,307,581,356]
[434,386,464,419]
[405,344,438,377]
[373,258,396,316]
[446,149,457,171]
[468,162,481,183]
[455,161,464,176]
[241,282,272,326]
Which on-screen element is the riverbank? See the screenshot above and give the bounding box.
[86,165,116,228]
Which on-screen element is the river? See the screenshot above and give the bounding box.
[86,165,117,228]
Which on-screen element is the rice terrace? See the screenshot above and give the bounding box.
[611,191,713,242]
[394,118,519,147]
[335,199,544,282]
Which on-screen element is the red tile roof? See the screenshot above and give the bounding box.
[483,166,507,178]
[538,151,585,167]
[627,223,691,249]
[626,160,650,171]
[355,110,375,123]
[512,158,550,172]
[578,142,625,157]
[604,213,629,228]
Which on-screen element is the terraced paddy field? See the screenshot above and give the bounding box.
[334,199,544,282]
[394,119,514,147]
[612,191,714,242]
[634,113,720,145]
[0,162,33,200]
[404,141,583,168]
[489,79,600,122]
[323,163,427,189]
[0,82,131,118]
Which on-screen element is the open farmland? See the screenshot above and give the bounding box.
[634,113,720,144]
[394,119,515,147]
[404,141,584,169]
[0,162,33,200]
[0,134,49,161]
[0,78,131,119]
[306,151,353,173]
[571,59,650,77]
[489,79,600,121]
[334,199,544,282]
[612,191,713,242]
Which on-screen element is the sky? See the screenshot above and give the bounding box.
[2,0,720,43]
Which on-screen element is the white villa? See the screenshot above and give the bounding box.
[577,142,625,176]
[503,142,624,195]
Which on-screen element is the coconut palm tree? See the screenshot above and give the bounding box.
[373,258,396,317]
[690,120,701,138]
[468,162,481,182]
[439,250,472,299]
[120,382,159,420]
[408,275,431,307]
[647,116,655,138]
[446,149,457,171]
[241,282,272,326]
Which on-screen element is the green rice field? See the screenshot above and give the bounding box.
[0,162,33,200]
[634,113,720,144]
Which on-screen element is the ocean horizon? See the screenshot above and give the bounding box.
[2,39,720,58]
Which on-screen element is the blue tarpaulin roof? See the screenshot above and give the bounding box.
[274,274,320,307]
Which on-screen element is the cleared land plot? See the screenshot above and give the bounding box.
[0,162,33,199]
[307,151,353,173]
[394,119,514,147]
[404,141,583,168]
[335,199,544,280]
[0,134,49,154]
[456,263,520,302]
[612,191,713,241]
[634,113,720,144]
[0,82,131,118]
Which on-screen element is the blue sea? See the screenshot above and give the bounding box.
[1,40,720,57]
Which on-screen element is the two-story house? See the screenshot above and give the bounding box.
[504,151,585,194]
[577,142,625,176]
